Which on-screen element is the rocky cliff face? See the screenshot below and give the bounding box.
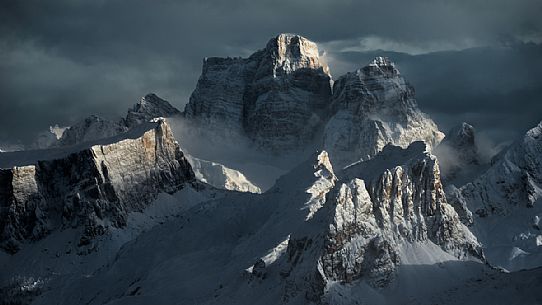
[185,33,332,151]
[282,142,481,300]
[324,142,480,281]
[323,57,444,168]
[48,94,263,194]
[0,119,194,253]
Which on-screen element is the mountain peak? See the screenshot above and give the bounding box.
[435,122,480,185]
[125,93,181,128]
[323,55,443,167]
[363,56,400,77]
[185,33,332,151]
[132,93,178,112]
[264,33,329,75]
[447,122,476,147]
[369,56,394,67]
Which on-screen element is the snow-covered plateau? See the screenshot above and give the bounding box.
[1,33,541,305]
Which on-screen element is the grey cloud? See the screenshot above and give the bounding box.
[0,0,541,145]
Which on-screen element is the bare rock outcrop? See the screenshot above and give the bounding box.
[185,33,332,152]
[281,142,482,301]
[0,119,194,253]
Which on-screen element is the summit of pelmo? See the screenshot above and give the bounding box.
[265,33,331,76]
[185,33,332,151]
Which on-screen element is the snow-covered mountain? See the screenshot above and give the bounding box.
[448,121,542,271]
[185,33,332,152]
[278,142,482,301]
[186,38,442,161]
[1,33,540,305]
[38,94,263,193]
[58,93,180,147]
[0,143,489,305]
[323,57,444,168]
[0,119,194,253]
[124,93,182,128]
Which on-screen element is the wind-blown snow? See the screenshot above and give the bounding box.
[187,154,261,193]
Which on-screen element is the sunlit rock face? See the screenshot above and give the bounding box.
[185,33,332,152]
[0,119,194,253]
[321,143,481,284]
[323,57,444,168]
[283,143,482,300]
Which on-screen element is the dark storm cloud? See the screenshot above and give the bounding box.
[0,0,541,145]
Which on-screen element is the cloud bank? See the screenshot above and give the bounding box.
[0,0,540,144]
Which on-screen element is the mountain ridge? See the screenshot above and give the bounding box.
[0,33,540,305]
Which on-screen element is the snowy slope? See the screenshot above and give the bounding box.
[186,154,261,193]
[168,116,310,191]
[450,121,542,271]
[0,185,223,304]
[3,143,492,305]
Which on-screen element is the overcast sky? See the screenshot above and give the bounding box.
[1,0,541,145]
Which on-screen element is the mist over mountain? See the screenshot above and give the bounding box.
[325,43,542,144]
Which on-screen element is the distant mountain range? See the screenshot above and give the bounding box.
[0,34,541,305]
